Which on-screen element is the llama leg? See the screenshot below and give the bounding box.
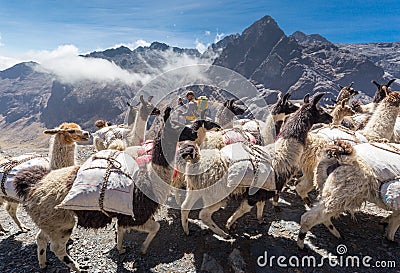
[272,193,280,212]
[199,200,229,238]
[36,230,49,269]
[297,202,336,249]
[116,221,127,254]
[256,201,265,224]
[134,219,160,254]
[174,188,182,206]
[6,202,30,232]
[322,218,341,238]
[296,175,314,206]
[181,191,199,236]
[226,199,253,230]
[0,198,8,232]
[385,211,400,242]
[49,230,80,272]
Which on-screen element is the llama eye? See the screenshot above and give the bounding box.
[67,130,76,134]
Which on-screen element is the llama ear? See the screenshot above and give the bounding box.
[312,93,325,105]
[341,99,347,107]
[140,95,145,104]
[127,101,131,107]
[282,93,291,102]
[229,99,235,107]
[43,129,62,135]
[163,107,173,122]
[148,95,154,102]
[303,93,310,104]
[339,84,344,89]
[387,79,396,87]
[372,80,381,88]
[348,82,354,88]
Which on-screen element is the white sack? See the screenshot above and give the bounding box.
[312,126,368,144]
[93,125,130,148]
[220,142,275,193]
[0,154,50,201]
[354,143,400,183]
[57,150,139,216]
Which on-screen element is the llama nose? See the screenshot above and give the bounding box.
[83,132,90,138]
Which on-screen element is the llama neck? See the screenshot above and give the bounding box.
[278,111,312,145]
[361,103,399,140]
[48,135,76,170]
[273,138,304,191]
[215,108,235,128]
[331,107,344,125]
[127,107,147,146]
[151,128,178,182]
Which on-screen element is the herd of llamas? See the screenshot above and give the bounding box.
[1,80,400,271]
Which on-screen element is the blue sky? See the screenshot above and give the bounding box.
[0,0,399,68]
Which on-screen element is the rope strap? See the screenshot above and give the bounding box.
[370,143,400,156]
[229,141,272,189]
[86,152,136,220]
[0,155,47,196]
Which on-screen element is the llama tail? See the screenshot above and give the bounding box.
[13,166,50,200]
[315,140,354,190]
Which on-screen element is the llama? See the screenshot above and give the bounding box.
[356,79,396,114]
[0,122,89,233]
[297,140,400,249]
[201,92,299,150]
[331,82,358,104]
[13,107,197,272]
[330,98,356,125]
[214,99,246,128]
[296,91,400,206]
[178,93,332,237]
[44,122,90,170]
[93,96,160,151]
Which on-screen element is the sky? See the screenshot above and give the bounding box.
[0,0,399,70]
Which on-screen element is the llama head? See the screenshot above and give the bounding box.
[139,95,161,118]
[333,98,356,118]
[44,122,90,146]
[223,99,246,116]
[126,95,160,126]
[272,92,299,120]
[382,91,400,107]
[372,79,396,103]
[177,142,200,163]
[336,82,358,102]
[94,119,109,129]
[190,119,222,145]
[279,93,332,143]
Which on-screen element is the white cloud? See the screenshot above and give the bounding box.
[214,32,225,43]
[112,39,151,51]
[0,42,214,85]
[195,39,209,54]
[0,55,21,70]
[205,30,211,36]
[25,45,151,85]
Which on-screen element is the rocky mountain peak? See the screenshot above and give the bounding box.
[291,31,331,45]
[0,61,39,79]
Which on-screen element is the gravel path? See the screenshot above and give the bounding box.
[0,146,399,273]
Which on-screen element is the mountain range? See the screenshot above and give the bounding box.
[0,15,399,147]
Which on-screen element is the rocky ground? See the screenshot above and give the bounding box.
[0,146,399,273]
